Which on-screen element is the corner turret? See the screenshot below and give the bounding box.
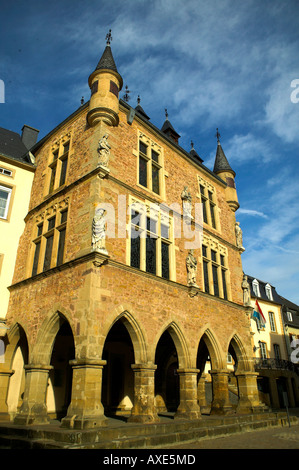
[213,129,239,212]
[87,30,123,127]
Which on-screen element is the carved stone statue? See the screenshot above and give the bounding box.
[181,186,193,219]
[92,207,107,254]
[235,222,245,252]
[242,273,251,306]
[97,133,110,169]
[186,249,198,287]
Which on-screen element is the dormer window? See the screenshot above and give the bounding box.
[265,283,273,301]
[252,279,260,297]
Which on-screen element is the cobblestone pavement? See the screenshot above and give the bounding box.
[169,424,299,449]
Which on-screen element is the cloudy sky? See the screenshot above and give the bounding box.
[1,0,299,303]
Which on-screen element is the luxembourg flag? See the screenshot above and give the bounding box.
[252,300,266,327]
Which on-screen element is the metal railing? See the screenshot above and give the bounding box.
[254,357,299,375]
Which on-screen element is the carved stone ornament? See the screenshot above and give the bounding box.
[235,222,245,252]
[186,249,198,287]
[181,186,193,220]
[97,133,110,169]
[92,206,108,254]
[242,273,251,306]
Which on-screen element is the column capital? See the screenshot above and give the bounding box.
[209,368,230,376]
[131,363,157,371]
[24,364,53,372]
[69,358,107,369]
[177,368,200,375]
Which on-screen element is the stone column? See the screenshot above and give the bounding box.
[61,358,107,429]
[0,368,14,419]
[128,363,159,423]
[209,369,232,415]
[174,368,201,420]
[235,371,261,413]
[197,373,210,414]
[14,364,52,425]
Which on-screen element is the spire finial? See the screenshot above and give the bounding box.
[123,85,130,102]
[81,96,85,106]
[165,108,168,119]
[215,128,221,143]
[137,95,141,105]
[106,29,112,45]
[191,140,194,149]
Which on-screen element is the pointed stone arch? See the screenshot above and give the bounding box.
[32,310,75,365]
[101,308,148,365]
[227,333,251,372]
[4,322,29,369]
[197,328,224,371]
[154,321,190,369]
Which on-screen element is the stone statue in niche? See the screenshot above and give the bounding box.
[186,249,198,287]
[181,186,193,220]
[235,222,245,252]
[97,133,110,169]
[242,273,251,306]
[92,207,108,254]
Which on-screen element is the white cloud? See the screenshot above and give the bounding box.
[238,209,268,219]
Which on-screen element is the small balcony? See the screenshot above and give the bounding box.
[254,357,299,375]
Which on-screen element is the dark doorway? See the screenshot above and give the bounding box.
[102,320,135,417]
[155,330,179,413]
[48,321,75,420]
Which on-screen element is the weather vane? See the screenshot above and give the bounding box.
[106,29,112,45]
[123,85,130,102]
[215,128,221,142]
[137,95,141,105]
[165,108,168,119]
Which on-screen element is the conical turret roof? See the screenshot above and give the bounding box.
[95,44,119,73]
[213,130,235,176]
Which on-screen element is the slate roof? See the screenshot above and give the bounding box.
[279,296,299,328]
[0,127,32,165]
[246,274,282,304]
[213,141,235,176]
[95,45,119,73]
[161,118,180,139]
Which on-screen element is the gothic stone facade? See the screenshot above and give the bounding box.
[0,44,261,429]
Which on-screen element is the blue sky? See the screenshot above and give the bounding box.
[1,0,299,303]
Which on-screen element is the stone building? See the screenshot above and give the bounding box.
[0,36,262,428]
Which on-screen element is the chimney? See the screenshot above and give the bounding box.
[21,125,39,149]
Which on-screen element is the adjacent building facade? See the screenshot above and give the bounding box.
[246,275,299,409]
[0,38,268,427]
[0,125,38,320]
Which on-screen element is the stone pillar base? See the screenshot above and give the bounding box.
[209,369,233,415]
[235,371,262,414]
[0,368,14,419]
[174,369,201,420]
[61,413,108,430]
[13,364,52,425]
[61,359,108,430]
[128,364,159,424]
